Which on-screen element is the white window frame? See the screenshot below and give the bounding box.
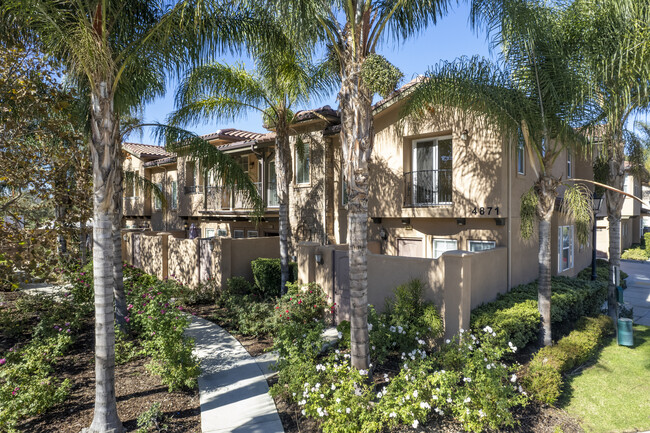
[205,228,215,238]
[247,230,259,238]
[468,240,496,252]
[266,159,279,208]
[233,229,245,239]
[558,225,574,272]
[566,150,573,178]
[295,140,310,185]
[216,228,227,237]
[432,238,458,259]
[153,182,163,211]
[411,135,453,205]
[517,135,525,175]
[341,171,348,206]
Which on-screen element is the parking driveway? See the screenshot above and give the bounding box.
[620,260,650,326]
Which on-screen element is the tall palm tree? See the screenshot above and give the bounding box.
[566,0,650,325]
[273,0,452,370]
[406,0,592,346]
[167,45,333,294]
[2,1,275,431]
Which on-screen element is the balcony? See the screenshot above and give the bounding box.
[184,185,204,194]
[403,170,452,207]
[205,183,264,211]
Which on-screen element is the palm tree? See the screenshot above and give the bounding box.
[167,45,333,294]
[406,0,592,346]
[273,0,452,370]
[566,0,650,325]
[2,1,276,431]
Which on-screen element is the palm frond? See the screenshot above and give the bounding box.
[561,183,592,246]
[123,169,166,208]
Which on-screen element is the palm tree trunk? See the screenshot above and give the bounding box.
[535,175,558,347]
[340,52,373,371]
[113,164,127,331]
[275,117,292,295]
[605,136,625,327]
[84,81,124,433]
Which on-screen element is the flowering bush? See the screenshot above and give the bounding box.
[0,333,72,432]
[272,324,528,433]
[273,282,329,325]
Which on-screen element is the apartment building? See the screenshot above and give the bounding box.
[123,84,594,287]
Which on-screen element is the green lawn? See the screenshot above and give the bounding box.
[560,325,650,433]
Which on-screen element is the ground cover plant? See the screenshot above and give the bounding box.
[0,261,201,431]
[560,325,650,433]
[621,245,649,261]
[271,279,529,433]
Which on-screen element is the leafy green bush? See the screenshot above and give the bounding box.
[250,258,297,298]
[645,232,650,253]
[522,315,613,404]
[471,277,607,350]
[135,401,169,433]
[621,246,649,261]
[226,276,252,295]
[0,333,73,432]
[576,258,628,285]
[273,282,328,325]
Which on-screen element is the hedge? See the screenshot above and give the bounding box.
[251,258,298,298]
[521,315,613,404]
[470,277,607,350]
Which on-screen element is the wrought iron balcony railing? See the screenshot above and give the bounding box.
[403,169,452,207]
[184,185,204,194]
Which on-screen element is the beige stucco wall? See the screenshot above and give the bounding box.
[168,236,199,287]
[123,154,149,218]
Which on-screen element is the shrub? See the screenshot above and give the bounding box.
[251,258,297,298]
[621,247,649,261]
[471,277,607,350]
[273,282,328,326]
[135,402,168,433]
[645,232,650,254]
[0,333,73,432]
[225,276,252,295]
[522,315,613,404]
[576,258,628,285]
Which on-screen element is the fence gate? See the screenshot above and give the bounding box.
[333,250,350,324]
[199,238,213,284]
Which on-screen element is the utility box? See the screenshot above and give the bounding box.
[618,318,634,347]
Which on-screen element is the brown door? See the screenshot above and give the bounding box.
[397,238,424,258]
[333,250,350,324]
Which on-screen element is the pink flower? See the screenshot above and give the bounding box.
[0,358,6,365]
[127,304,133,310]
[125,317,130,323]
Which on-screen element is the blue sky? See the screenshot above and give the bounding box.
[128,3,496,145]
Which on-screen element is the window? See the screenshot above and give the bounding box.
[624,176,631,193]
[124,172,135,198]
[517,133,525,175]
[205,228,215,238]
[558,225,574,272]
[468,240,496,252]
[432,239,458,259]
[171,180,178,210]
[566,151,572,178]
[217,228,227,237]
[153,183,162,211]
[233,229,245,239]
[410,137,452,205]
[295,140,310,184]
[247,230,259,238]
[267,160,279,207]
[240,155,249,175]
[341,173,348,206]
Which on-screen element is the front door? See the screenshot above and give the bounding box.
[199,238,212,284]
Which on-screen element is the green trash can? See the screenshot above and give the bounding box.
[617,286,624,303]
[618,318,634,347]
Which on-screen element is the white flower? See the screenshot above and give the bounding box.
[301,409,306,416]
[486,364,492,370]
[412,420,419,428]
[320,394,324,398]
[389,412,397,418]
[509,341,517,352]
[397,325,404,334]
[337,331,343,339]
[445,339,451,344]
[346,407,351,414]
[336,398,341,403]
[372,345,376,350]
[389,326,396,332]
[359,369,368,376]
[432,395,438,400]
[459,328,465,333]
[463,377,472,383]
[420,402,430,409]
[413,390,418,398]
[331,383,336,390]
[478,409,485,418]
[299,399,306,406]
[377,392,383,399]
[316,364,326,371]
[511,374,517,383]
[464,397,471,403]
[447,398,452,403]
[483,325,493,334]
[315,383,321,389]
[368,323,373,331]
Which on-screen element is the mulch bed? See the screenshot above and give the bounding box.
[1,291,201,433]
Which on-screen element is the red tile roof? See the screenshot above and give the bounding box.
[200,129,266,142]
[123,142,173,158]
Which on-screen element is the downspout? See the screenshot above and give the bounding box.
[163,166,168,231]
[507,136,512,290]
[323,134,328,245]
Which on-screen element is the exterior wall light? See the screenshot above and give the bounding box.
[379,228,388,240]
[401,218,411,225]
[314,253,324,264]
[461,129,469,141]
[456,218,466,226]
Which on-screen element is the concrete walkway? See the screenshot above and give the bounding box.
[621,260,650,326]
[186,316,284,433]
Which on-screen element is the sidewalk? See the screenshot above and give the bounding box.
[185,316,284,433]
[620,260,650,326]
